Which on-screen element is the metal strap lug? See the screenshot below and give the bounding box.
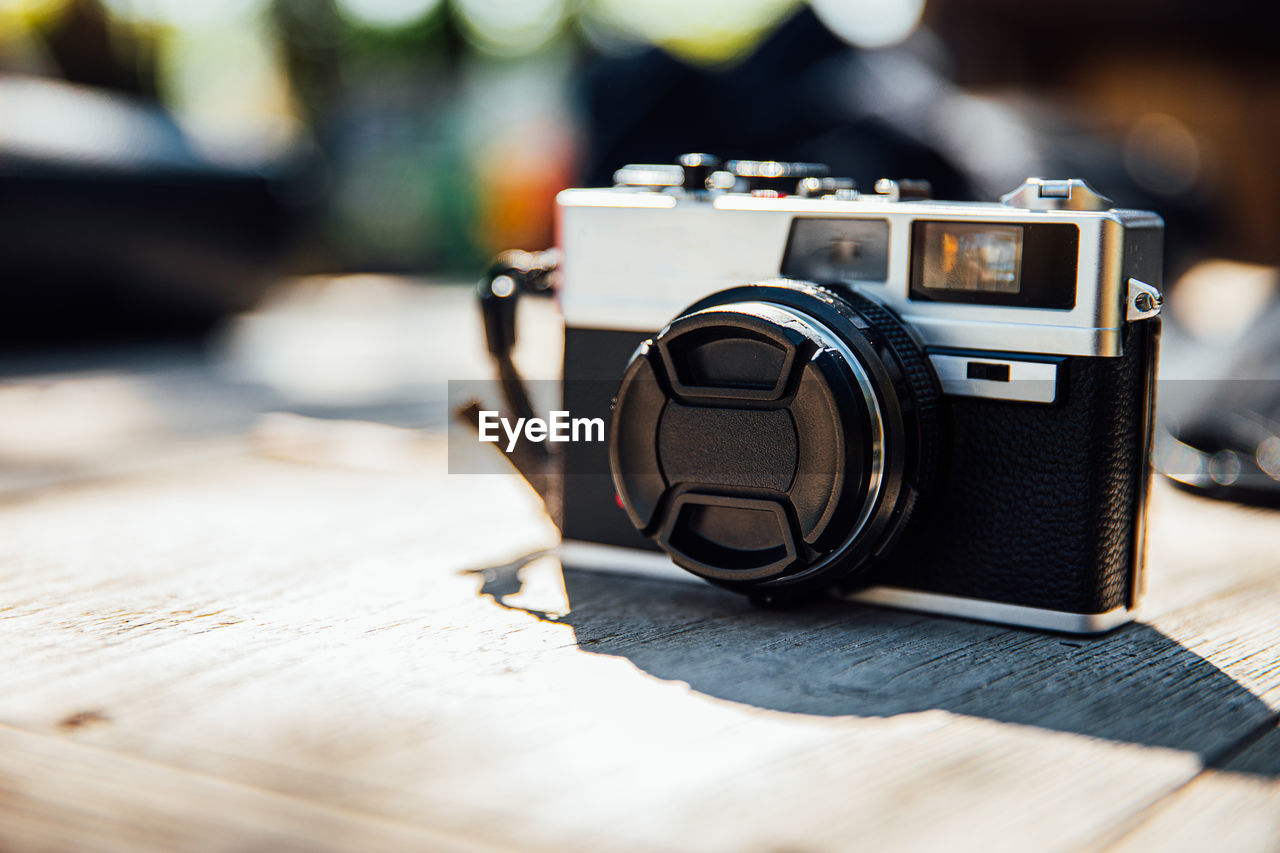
[1126,278,1163,321]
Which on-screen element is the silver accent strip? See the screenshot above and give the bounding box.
[558,540,691,583]
[558,188,676,209]
[845,586,1134,635]
[556,541,1136,635]
[927,354,1060,404]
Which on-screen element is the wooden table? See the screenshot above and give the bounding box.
[2,279,1279,852]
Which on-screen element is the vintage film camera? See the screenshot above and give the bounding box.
[473,155,1163,634]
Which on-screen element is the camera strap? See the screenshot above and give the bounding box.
[455,249,562,521]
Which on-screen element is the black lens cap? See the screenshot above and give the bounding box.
[610,282,939,599]
[612,300,878,587]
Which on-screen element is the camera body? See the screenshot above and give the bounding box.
[553,158,1162,634]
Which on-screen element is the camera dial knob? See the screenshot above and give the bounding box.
[677,153,722,192]
[613,163,684,189]
[797,176,857,198]
[728,160,829,194]
[610,281,940,600]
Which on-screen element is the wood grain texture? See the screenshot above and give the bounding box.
[1,281,1279,851]
[0,722,508,853]
[1,435,1278,852]
[1105,724,1280,852]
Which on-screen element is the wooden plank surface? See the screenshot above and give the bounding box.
[0,722,505,853]
[2,280,1279,852]
[1108,724,1280,852]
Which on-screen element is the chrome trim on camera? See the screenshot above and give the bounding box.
[1000,177,1114,211]
[845,586,1134,635]
[556,541,1136,635]
[556,188,1156,358]
[927,354,1060,404]
[559,540,692,582]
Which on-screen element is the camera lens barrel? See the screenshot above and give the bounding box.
[609,281,939,599]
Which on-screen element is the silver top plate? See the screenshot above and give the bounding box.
[556,188,1161,357]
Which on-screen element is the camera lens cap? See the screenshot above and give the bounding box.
[610,282,938,598]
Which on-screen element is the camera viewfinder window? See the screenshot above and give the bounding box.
[780,218,891,282]
[909,221,1079,309]
[921,223,1023,294]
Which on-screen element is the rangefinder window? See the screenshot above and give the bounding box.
[920,223,1023,294]
[780,218,890,283]
[909,221,1079,309]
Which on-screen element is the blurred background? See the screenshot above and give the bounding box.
[1,0,1278,500]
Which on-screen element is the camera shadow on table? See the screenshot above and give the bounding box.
[471,553,1278,779]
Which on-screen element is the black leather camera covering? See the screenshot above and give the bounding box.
[561,329,661,547]
[860,320,1158,614]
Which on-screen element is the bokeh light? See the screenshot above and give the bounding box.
[1124,112,1203,197]
[811,0,925,49]
[0,0,68,39]
[589,0,798,64]
[454,0,566,56]
[335,0,442,29]
[159,23,298,165]
[100,0,267,30]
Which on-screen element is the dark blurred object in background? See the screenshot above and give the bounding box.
[580,5,1217,277]
[929,0,1280,268]
[1,0,1279,387]
[40,0,158,98]
[1157,264,1280,508]
[7,0,1278,285]
[0,75,319,347]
